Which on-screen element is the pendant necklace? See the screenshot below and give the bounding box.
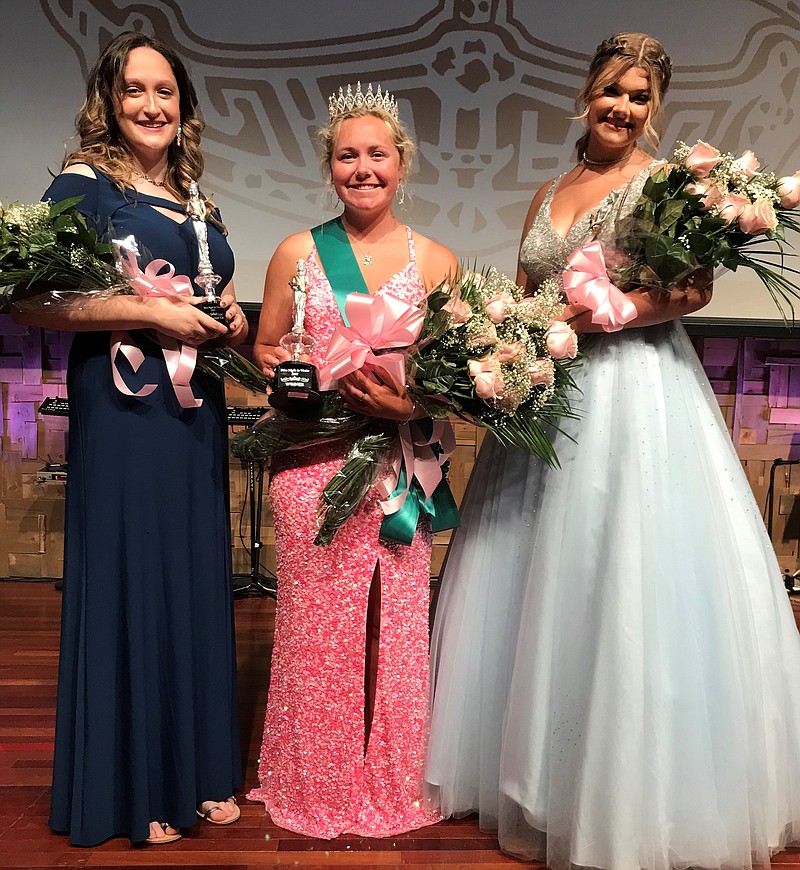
[351,238,373,266]
[343,220,398,266]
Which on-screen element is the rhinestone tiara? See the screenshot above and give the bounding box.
[327,82,399,122]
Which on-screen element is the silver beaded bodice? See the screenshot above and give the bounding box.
[519,164,659,287]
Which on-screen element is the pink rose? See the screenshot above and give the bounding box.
[442,295,472,325]
[738,198,778,234]
[686,181,723,211]
[683,140,721,179]
[545,321,578,359]
[700,183,724,211]
[468,358,504,401]
[685,181,707,197]
[716,192,750,224]
[484,292,515,324]
[528,358,555,387]
[494,341,526,363]
[473,371,504,400]
[777,172,800,209]
[731,149,760,179]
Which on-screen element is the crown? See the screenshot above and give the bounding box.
[328,82,399,121]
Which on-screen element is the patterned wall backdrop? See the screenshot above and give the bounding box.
[1,0,799,314]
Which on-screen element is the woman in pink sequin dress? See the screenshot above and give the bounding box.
[247,85,458,839]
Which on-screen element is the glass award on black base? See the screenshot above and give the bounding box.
[187,181,229,331]
[269,259,323,419]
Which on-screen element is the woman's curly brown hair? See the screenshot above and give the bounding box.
[574,32,673,161]
[64,31,224,232]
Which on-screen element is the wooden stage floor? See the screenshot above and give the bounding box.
[2,581,800,870]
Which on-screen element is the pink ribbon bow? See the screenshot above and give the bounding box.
[563,240,637,333]
[110,249,203,409]
[319,292,425,390]
[377,419,456,515]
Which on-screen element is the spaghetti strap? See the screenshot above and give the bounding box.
[406,226,416,262]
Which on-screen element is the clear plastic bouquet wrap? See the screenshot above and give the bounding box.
[0,196,268,396]
[231,266,580,546]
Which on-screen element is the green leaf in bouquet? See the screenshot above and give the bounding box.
[314,429,397,546]
[685,231,716,260]
[27,231,56,253]
[47,195,85,219]
[697,213,726,236]
[781,211,800,235]
[194,342,270,395]
[655,198,689,235]
[643,234,695,283]
[638,199,658,227]
[418,308,453,345]
[415,367,458,394]
[425,287,451,312]
[67,212,105,255]
[667,167,692,193]
[642,171,669,201]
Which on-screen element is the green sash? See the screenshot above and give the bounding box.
[310,217,368,325]
[310,217,460,544]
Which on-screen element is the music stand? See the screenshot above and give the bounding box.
[232,459,277,599]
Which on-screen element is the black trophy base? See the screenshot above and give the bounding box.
[199,298,230,330]
[269,360,324,419]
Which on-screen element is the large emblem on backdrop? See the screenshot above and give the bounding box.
[40,0,800,259]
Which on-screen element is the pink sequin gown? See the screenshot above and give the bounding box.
[247,228,440,839]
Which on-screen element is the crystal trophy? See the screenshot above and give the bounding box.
[268,259,323,419]
[187,181,228,330]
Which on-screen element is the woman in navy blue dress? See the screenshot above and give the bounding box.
[15,32,246,846]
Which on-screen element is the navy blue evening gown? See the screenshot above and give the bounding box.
[44,167,242,846]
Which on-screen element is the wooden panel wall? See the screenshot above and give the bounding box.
[693,334,800,571]
[2,316,798,580]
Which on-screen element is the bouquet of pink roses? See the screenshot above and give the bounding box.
[609,140,800,315]
[406,266,579,459]
[232,266,581,545]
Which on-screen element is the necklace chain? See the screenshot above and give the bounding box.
[342,220,399,267]
[350,237,373,266]
[133,169,167,188]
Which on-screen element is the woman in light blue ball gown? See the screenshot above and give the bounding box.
[427,31,800,870]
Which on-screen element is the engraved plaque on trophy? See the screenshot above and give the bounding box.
[268,259,323,419]
[187,181,229,330]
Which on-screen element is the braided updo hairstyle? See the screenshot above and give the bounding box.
[575,32,672,160]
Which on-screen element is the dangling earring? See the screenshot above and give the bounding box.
[176,124,183,147]
[396,181,406,206]
[326,187,341,210]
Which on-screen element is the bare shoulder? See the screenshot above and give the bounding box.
[270,230,314,269]
[60,163,97,178]
[411,231,459,282]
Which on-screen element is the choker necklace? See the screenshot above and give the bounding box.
[133,170,167,188]
[582,149,635,169]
